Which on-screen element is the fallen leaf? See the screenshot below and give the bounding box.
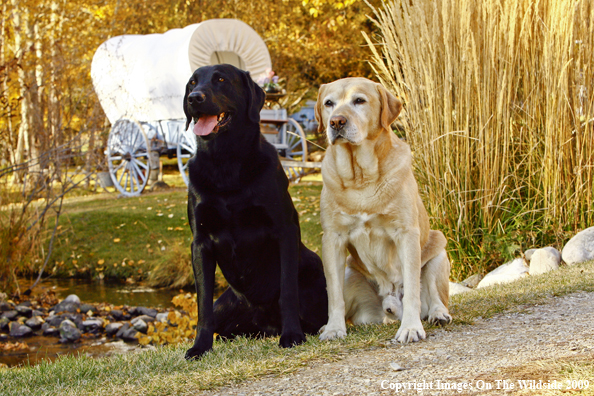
[113,238,121,243]
[98,259,105,265]
[137,260,145,265]
[168,214,174,218]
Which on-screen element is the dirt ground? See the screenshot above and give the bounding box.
[204,292,594,395]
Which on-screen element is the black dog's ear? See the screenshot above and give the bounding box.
[240,71,265,124]
[183,79,193,131]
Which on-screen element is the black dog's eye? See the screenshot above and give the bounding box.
[190,80,196,85]
[324,100,334,107]
[354,97,366,104]
[218,77,225,82]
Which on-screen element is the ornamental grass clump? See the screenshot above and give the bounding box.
[365,0,594,279]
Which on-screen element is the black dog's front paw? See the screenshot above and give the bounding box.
[185,344,210,361]
[185,335,213,360]
[279,331,306,348]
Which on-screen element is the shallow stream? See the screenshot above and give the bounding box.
[1,278,188,368]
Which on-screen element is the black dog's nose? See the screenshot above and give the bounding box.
[330,115,347,131]
[188,91,206,104]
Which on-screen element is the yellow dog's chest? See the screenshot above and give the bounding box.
[336,211,404,278]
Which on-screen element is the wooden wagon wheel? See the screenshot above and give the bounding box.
[106,118,151,196]
[176,124,197,187]
[284,118,308,161]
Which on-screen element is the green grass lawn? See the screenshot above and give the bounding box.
[2,259,594,395]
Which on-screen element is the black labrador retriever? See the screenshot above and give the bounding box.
[183,64,328,360]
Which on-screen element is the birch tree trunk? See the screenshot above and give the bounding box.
[1,1,16,166]
[11,1,29,180]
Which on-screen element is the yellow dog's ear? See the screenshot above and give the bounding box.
[314,84,328,135]
[376,84,402,132]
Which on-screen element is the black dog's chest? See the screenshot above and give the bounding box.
[194,200,274,235]
[194,199,281,299]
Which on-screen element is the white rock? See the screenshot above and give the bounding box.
[524,248,537,261]
[389,362,405,371]
[529,247,561,275]
[155,313,168,323]
[461,273,482,288]
[562,227,594,265]
[477,258,529,288]
[449,282,472,296]
[63,294,81,305]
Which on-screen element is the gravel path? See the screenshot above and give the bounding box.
[205,292,594,395]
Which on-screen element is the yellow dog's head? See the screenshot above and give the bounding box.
[315,77,402,145]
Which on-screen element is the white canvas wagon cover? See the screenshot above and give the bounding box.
[91,19,272,124]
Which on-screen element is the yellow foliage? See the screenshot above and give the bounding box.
[138,292,199,346]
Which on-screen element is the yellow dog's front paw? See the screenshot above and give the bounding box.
[319,324,347,341]
[394,324,426,343]
[428,310,452,326]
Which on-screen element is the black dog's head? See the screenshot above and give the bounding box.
[183,64,266,141]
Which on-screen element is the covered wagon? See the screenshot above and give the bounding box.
[91,19,308,196]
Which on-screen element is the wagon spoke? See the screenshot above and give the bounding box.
[133,151,149,158]
[113,162,126,175]
[120,169,127,189]
[131,161,147,183]
[133,158,149,170]
[132,168,141,192]
[130,128,141,149]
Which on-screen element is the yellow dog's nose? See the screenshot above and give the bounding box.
[329,115,347,131]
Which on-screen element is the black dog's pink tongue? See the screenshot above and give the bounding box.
[193,115,218,136]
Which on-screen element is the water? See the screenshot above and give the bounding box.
[23,278,187,308]
[1,278,191,368]
[0,335,141,368]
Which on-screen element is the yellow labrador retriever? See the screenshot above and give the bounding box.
[315,77,451,343]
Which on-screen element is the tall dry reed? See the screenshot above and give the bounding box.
[365,0,594,278]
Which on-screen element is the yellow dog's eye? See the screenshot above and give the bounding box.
[354,97,366,104]
[324,100,334,107]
